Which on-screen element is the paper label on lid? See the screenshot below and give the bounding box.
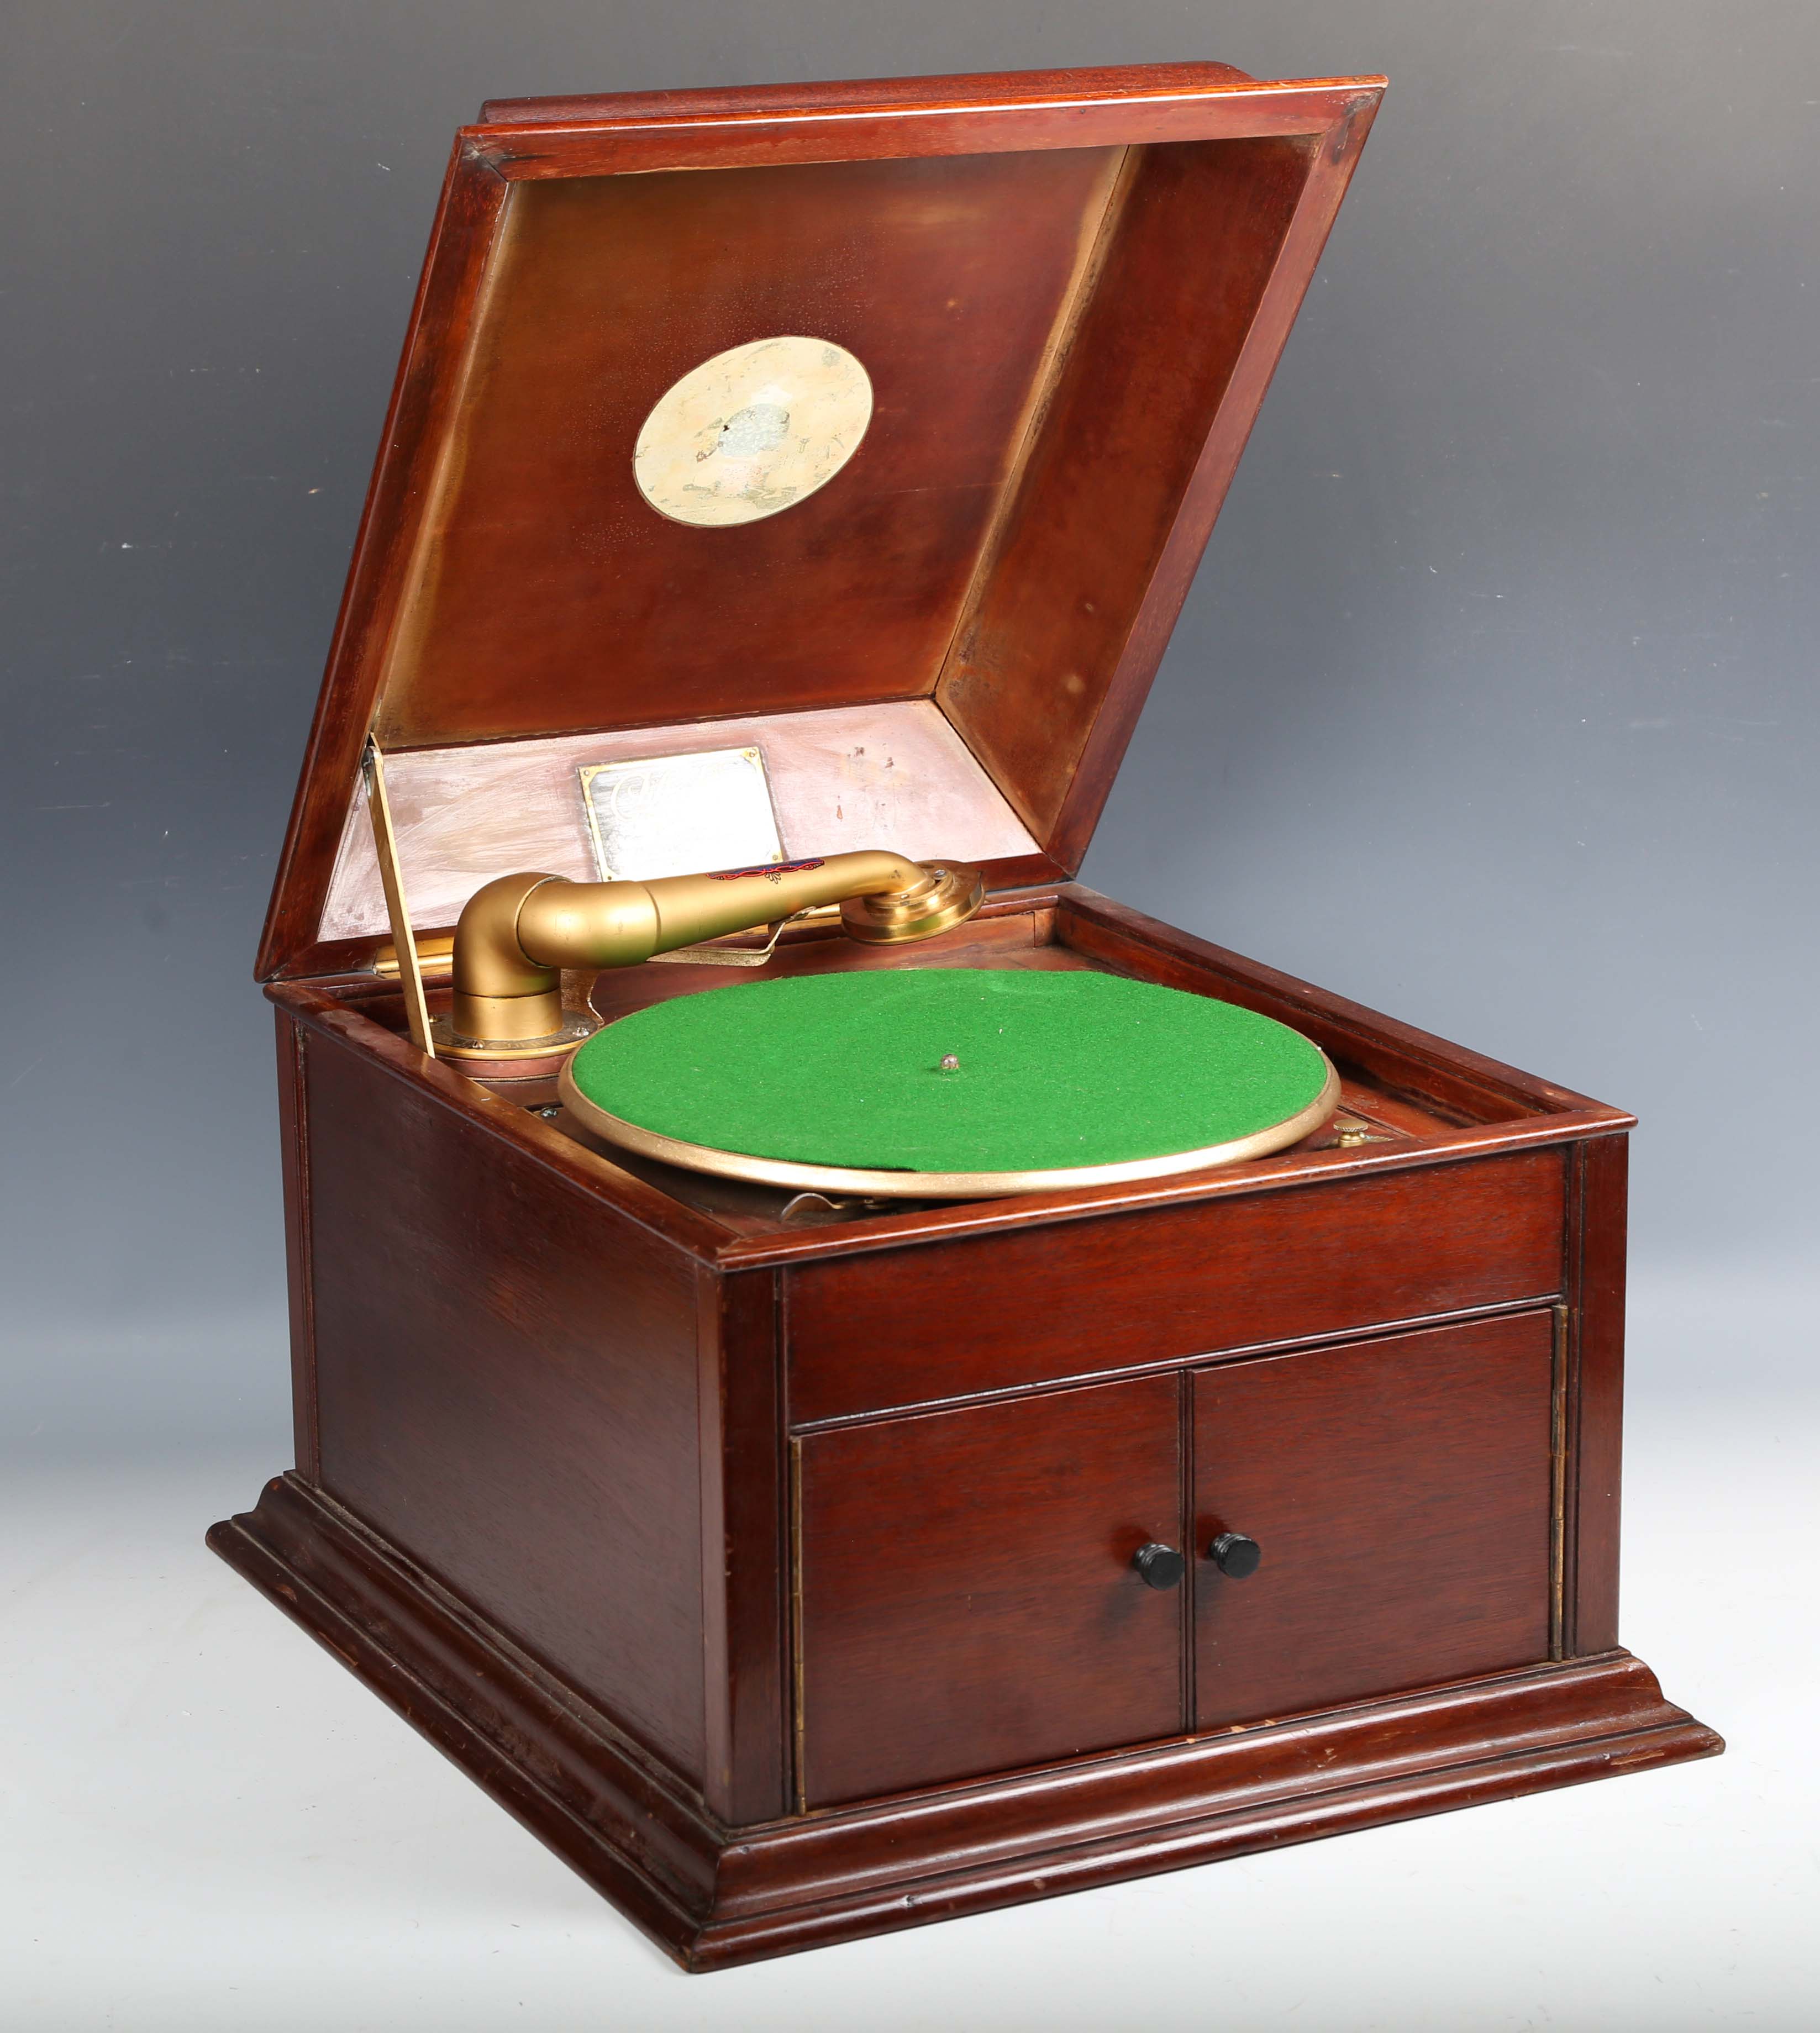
[632,335,873,527]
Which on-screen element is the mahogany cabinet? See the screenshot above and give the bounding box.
[213,886,1722,1968]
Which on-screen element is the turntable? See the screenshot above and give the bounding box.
[210,62,1718,1971]
[562,966,1339,1197]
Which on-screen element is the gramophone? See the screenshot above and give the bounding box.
[211,62,1718,1973]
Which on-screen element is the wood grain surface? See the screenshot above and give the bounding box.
[302,1020,709,1782]
[937,133,1321,846]
[796,1373,1185,1805]
[1193,1314,1555,1727]
[786,1151,1565,1423]
[470,75,1385,183]
[697,1266,788,1825]
[477,61,1259,128]
[1564,1135,1628,1653]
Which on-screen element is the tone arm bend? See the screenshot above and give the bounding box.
[448,851,983,1047]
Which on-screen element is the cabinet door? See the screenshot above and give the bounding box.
[1193,1312,1555,1730]
[796,1373,1184,1808]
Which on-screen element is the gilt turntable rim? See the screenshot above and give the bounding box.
[557,1058,1342,1199]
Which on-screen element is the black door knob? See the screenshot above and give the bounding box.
[1133,1542,1186,1590]
[1208,1531,1262,1578]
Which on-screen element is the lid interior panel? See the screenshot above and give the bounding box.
[374,145,1127,749]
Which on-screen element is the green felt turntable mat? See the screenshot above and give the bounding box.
[567,968,1331,1175]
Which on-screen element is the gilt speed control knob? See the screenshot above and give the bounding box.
[1208,1531,1263,1578]
[1133,1542,1186,1590]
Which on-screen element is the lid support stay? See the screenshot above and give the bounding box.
[361,738,437,1058]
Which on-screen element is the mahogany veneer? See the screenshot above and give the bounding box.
[214,887,1721,1967]
[214,62,1718,1971]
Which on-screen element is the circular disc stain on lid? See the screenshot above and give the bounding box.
[633,336,874,527]
[569,968,1334,1176]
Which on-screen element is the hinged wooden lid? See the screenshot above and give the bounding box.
[259,61,1383,980]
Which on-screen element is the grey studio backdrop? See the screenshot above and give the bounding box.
[4,13,1814,1451]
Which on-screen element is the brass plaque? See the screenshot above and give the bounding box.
[578,747,786,882]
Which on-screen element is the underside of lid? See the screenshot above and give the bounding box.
[260,62,1384,980]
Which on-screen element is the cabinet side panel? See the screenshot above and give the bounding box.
[1566,1135,1627,1654]
[302,1025,707,1783]
[698,1266,787,1826]
[275,1008,319,1482]
[789,1152,1566,1423]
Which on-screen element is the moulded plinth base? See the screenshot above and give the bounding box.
[209,1473,1723,1973]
